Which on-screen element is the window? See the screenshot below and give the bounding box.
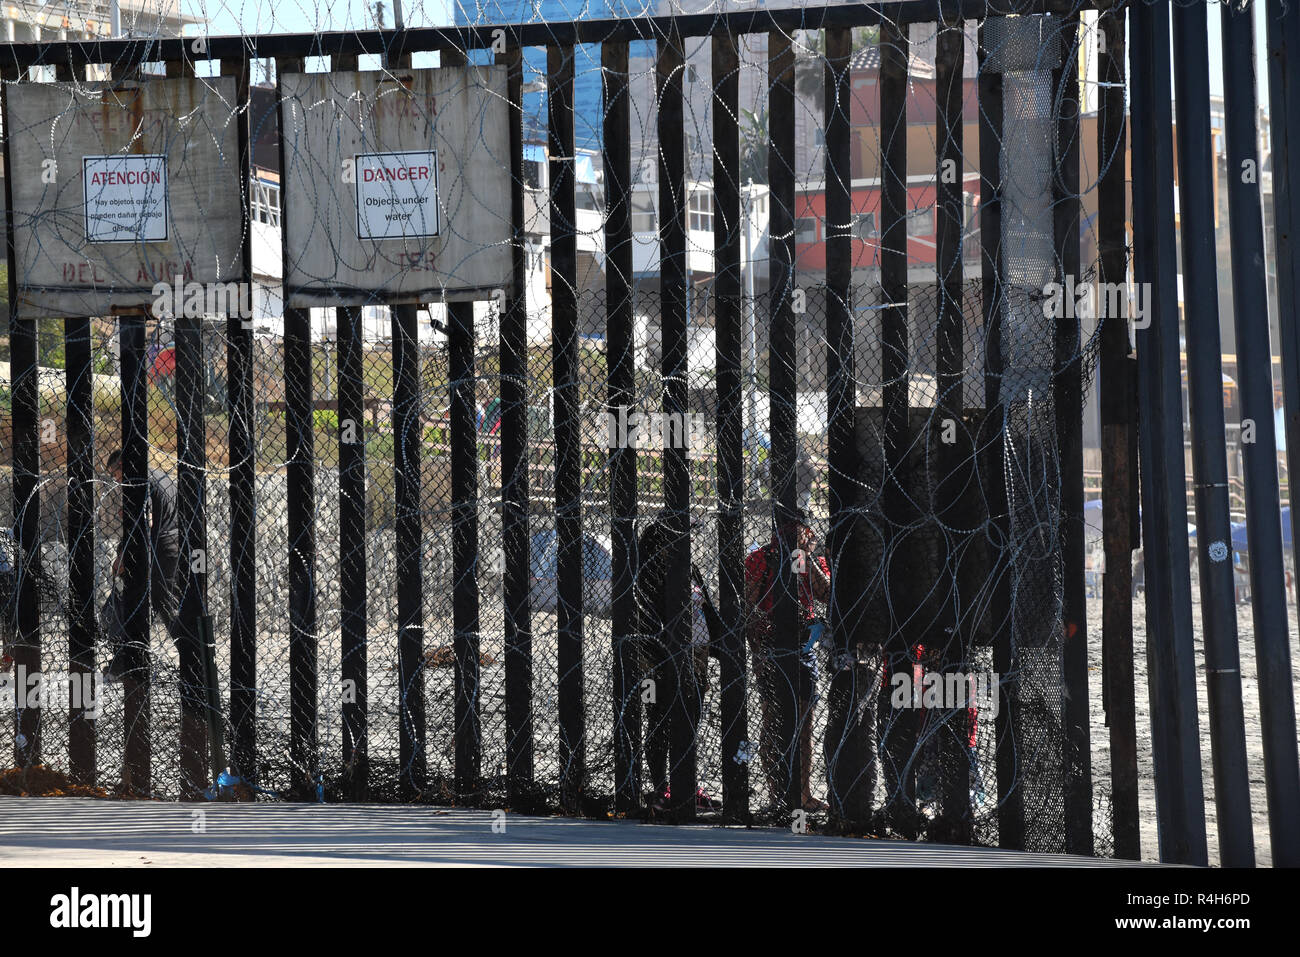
[907,207,934,237]
[576,187,601,212]
[689,191,713,232]
[523,159,543,190]
[526,243,546,274]
[795,217,818,245]
[632,193,656,232]
[814,127,826,147]
[251,178,280,227]
[852,211,877,240]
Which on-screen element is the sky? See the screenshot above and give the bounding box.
[180,0,1275,113]
[179,0,454,35]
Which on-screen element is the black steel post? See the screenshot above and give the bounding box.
[977,20,1023,849]
[1096,4,1140,862]
[822,24,870,828]
[448,299,480,797]
[768,27,802,815]
[499,44,534,804]
[1052,14,1093,856]
[1269,0,1300,615]
[1230,0,1300,867]
[284,305,321,797]
[604,39,641,815]
[879,19,919,838]
[1171,0,1255,867]
[393,32,427,800]
[65,316,96,785]
[549,43,585,813]
[337,306,369,799]
[224,56,258,787]
[712,29,749,825]
[175,314,210,798]
[657,31,695,824]
[275,50,319,799]
[1130,0,1209,866]
[935,13,973,846]
[394,301,429,800]
[1263,0,1300,869]
[120,313,150,793]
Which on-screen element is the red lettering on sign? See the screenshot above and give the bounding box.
[89,169,162,186]
[133,261,193,283]
[363,164,432,183]
[62,261,107,283]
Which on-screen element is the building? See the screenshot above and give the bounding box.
[2,0,201,45]
[453,0,658,148]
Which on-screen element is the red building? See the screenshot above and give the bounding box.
[793,173,981,275]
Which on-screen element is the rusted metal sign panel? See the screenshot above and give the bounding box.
[280,65,511,306]
[3,77,244,319]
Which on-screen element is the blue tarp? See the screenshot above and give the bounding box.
[529,529,613,581]
[1228,507,1294,553]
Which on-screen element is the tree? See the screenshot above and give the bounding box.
[739,106,769,185]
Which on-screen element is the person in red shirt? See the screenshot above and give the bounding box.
[744,507,830,812]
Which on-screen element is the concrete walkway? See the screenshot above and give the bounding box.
[0,796,1135,866]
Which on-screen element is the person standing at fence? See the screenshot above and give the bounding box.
[103,450,208,795]
[634,509,722,813]
[744,506,831,812]
[103,451,194,689]
[796,437,817,515]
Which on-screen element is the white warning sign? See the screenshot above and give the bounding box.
[281,65,510,306]
[355,150,439,240]
[83,154,169,244]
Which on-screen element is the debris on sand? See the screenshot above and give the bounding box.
[0,764,108,799]
[413,646,498,670]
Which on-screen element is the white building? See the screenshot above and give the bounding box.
[2,0,201,45]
